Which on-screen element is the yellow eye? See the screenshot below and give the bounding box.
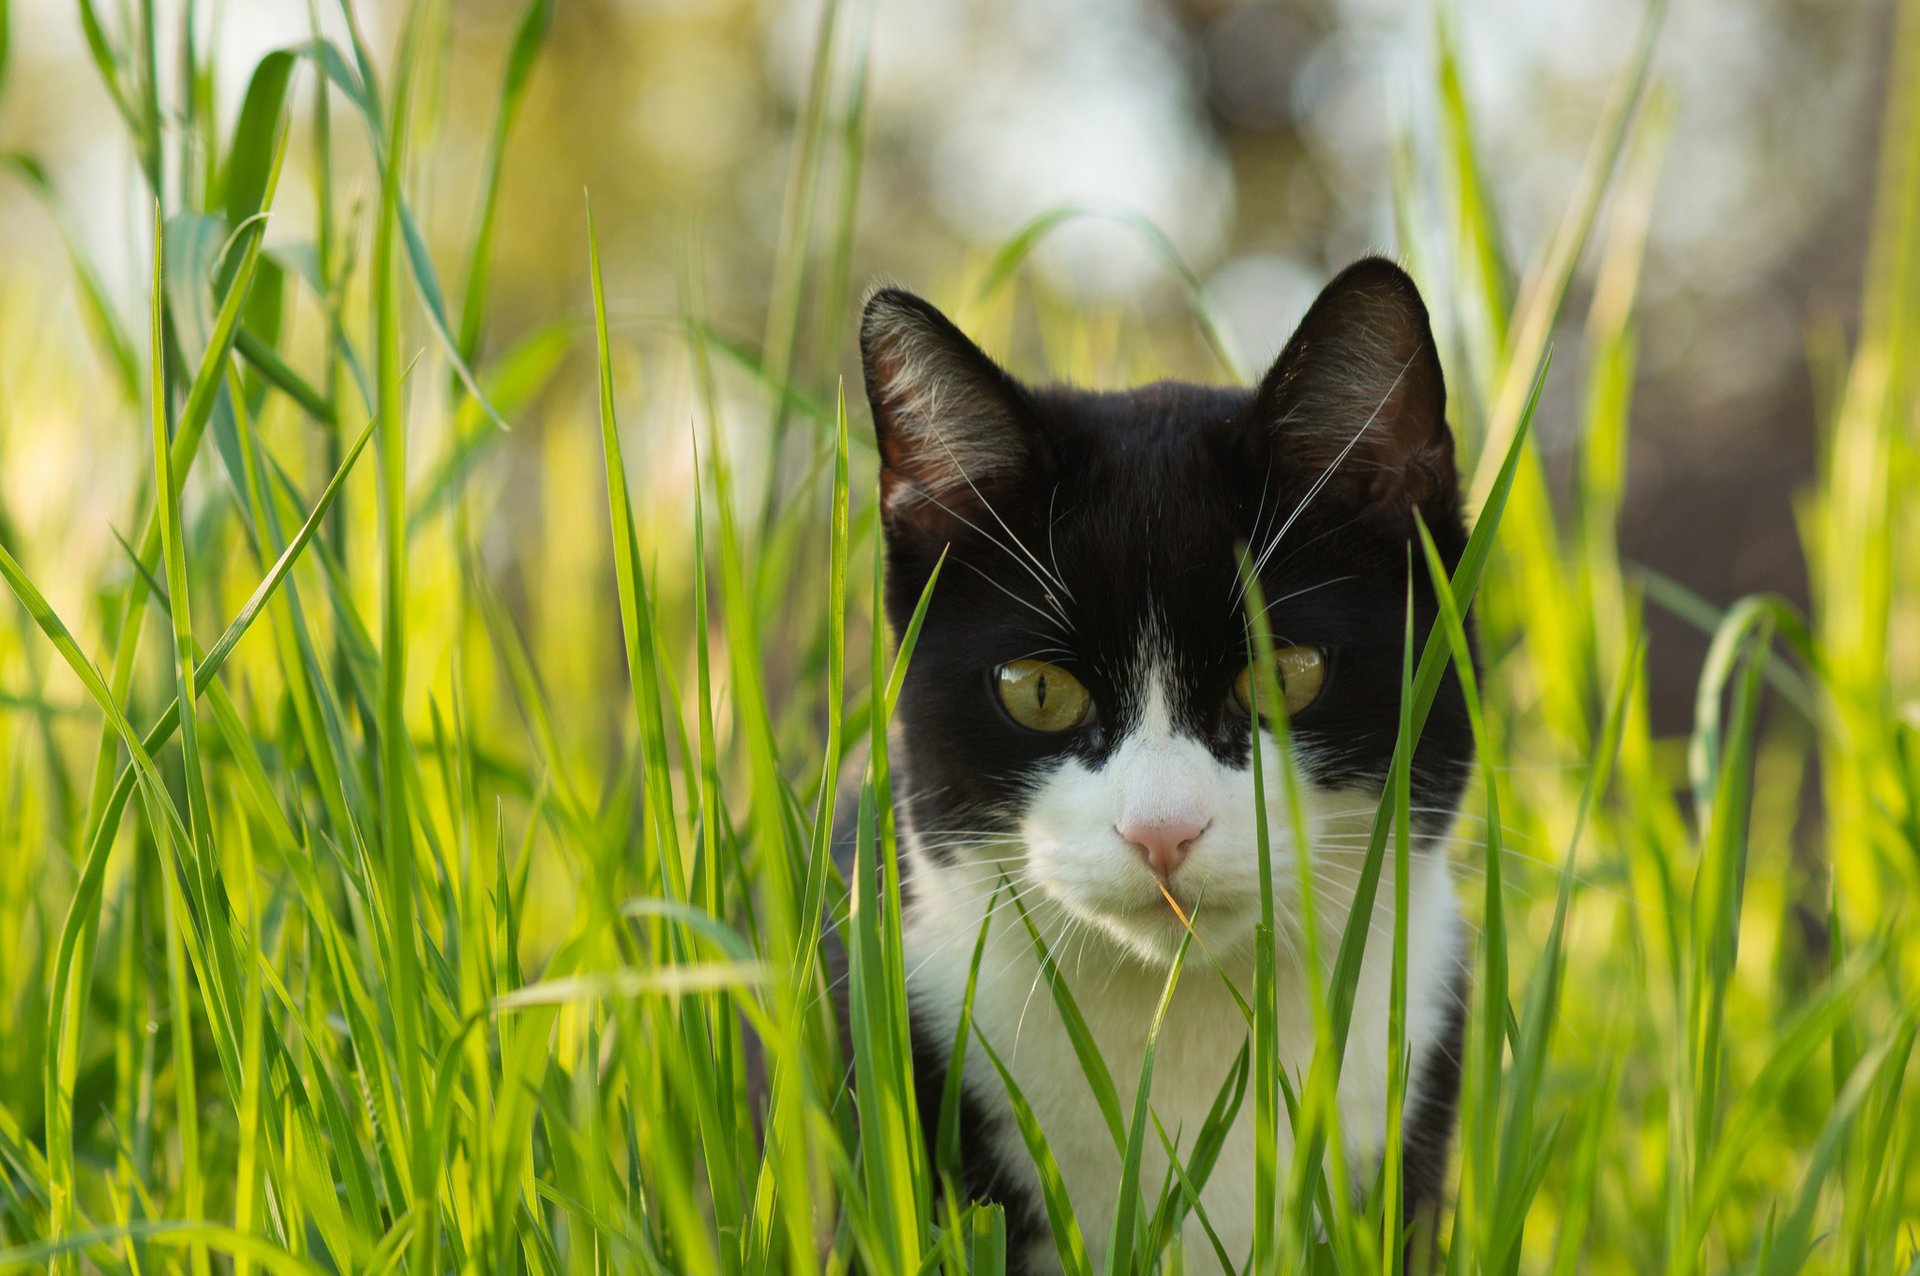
[996,659,1094,733]
[1233,645,1327,718]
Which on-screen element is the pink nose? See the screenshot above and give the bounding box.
[1119,818,1208,879]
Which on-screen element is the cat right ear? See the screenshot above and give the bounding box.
[1251,257,1455,523]
[860,288,1036,541]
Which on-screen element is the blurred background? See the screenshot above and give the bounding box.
[0,0,1894,728]
[6,5,1916,1264]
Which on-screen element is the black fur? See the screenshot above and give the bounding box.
[827,814,1467,1269]
[863,260,1473,859]
[835,257,1475,1269]
[1402,971,1469,1235]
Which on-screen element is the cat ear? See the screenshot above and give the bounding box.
[1252,257,1455,518]
[861,288,1036,539]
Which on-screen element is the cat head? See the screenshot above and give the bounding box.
[860,258,1472,965]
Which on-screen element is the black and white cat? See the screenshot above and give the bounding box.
[852,258,1472,1272]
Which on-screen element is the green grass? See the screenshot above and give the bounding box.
[1,1,1917,1272]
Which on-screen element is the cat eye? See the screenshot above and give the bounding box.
[1232,645,1327,719]
[995,659,1094,733]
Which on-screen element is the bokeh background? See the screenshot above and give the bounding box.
[0,0,1894,728]
[4,5,1917,1267]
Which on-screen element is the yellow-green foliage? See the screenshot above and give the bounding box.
[0,1,1915,1273]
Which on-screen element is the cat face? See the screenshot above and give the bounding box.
[862,259,1473,965]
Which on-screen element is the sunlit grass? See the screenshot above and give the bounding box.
[0,1,1916,1273]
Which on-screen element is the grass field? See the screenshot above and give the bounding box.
[1,0,1918,1272]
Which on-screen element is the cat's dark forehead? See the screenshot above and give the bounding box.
[863,262,1471,822]
[1021,381,1269,546]
[1028,380,1256,467]
[965,380,1308,668]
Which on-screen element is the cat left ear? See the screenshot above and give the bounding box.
[1251,257,1455,518]
[860,288,1037,541]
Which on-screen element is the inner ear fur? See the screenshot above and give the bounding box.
[860,287,1038,541]
[1252,257,1455,517]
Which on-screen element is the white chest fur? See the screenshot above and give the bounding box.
[902,846,1460,1273]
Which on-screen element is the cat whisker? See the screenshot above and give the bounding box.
[1314,845,1668,914]
[907,839,1025,855]
[1260,574,1359,614]
[1013,912,1094,1052]
[914,458,1076,619]
[1308,802,1562,840]
[1011,645,1077,664]
[842,873,1047,995]
[996,911,1094,1055]
[1248,467,1275,561]
[910,870,1040,900]
[1309,814,1570,855]
[906,850,1029,871]
[909,825,1023,841]
[916,860,1034,881]
[909,861,1036,896]
[946,451,1077,607]
[909,862,1029,882]
[897,911,1022,992]
[1263,508,1371,578]
[906,821,1023,838]
[954,556,1072,637]
[1232,350,1418,614]
[1046,484,1074,611]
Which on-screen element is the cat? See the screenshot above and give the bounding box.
[846,257,1473,1273]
